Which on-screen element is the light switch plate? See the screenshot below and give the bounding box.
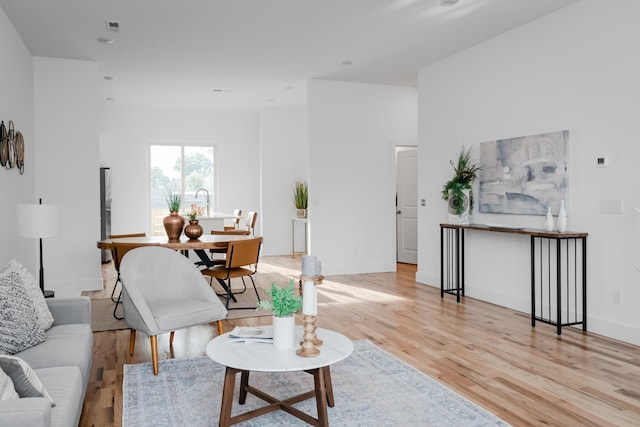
[600,200,623,214]
[596,156,609,167]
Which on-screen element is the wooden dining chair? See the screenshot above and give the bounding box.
[245,211,257,235]
[109,233,146,319]
[223,209,242,231]
[202,229,252,266]
[201,237,263,309]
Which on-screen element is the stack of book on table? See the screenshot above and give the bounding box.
[228,326,273,343]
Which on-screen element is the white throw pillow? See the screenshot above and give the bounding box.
[0,270,47,354]
[0,355,54,406]
[3,259,54,330]
[0,368,19,400]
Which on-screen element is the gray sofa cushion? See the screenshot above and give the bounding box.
[16,324,93,387]
[0,271,46,354]
[36,367,83,427]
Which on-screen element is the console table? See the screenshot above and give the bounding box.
[292,217,308,257]
[440,223,588,335]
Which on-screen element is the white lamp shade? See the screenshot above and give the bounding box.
[16,204,62,238]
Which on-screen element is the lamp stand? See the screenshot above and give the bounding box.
[38,199,55,298]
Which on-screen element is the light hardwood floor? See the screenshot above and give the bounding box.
[80,256,640,426]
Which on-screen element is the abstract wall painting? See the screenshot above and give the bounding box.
[478,130,569,216]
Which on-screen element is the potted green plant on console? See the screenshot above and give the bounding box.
[441,146,480,225]
[257,280,302,350]
[293,181,308,218]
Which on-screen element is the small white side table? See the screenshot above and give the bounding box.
[206,327,353,427]
[292,217,308,257]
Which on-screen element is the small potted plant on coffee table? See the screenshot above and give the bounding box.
[257,280,302,350]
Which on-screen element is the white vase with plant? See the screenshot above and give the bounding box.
[441,147,481,225]
[293,181,308,218]
[256,280,302,350]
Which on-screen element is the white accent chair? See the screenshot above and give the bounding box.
[120,246,228,375]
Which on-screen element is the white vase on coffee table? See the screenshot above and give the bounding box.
[272,315,296,350]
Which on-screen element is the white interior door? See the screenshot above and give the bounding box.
[396,149,417,264]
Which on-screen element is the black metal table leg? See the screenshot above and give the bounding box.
[582,237,587,331]
[530,236,535,327]
[556,239,562,335]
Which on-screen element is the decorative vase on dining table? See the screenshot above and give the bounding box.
[163,211,185,241]
[184,219,203,240]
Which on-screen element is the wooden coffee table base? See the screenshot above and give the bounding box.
[219,366,334,427]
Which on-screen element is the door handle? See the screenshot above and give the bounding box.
[396,210,402,214]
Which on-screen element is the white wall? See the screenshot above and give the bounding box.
[0,6,35,268]
[417,0,640,344]
[308,80,417,275]
[99,106,262,242]
[259,107,309,256]
[34,57,102,295]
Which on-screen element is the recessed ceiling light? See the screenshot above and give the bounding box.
[212,89,224,93]
[106,97,115,101]
[103,75,115,81]
[341,60,353,66]
[439,0,459,6]
[97,36,114,44]
[265,98,275,103]
[284,86,294,90]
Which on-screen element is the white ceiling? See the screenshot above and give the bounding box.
[0,0,579,113]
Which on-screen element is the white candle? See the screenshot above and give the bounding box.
[302,280,315,315]
[302,255,317,276]
[311,284,317,315]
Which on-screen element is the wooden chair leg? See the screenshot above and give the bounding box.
[169,331,175,347]
[150,335,159,375]
[129,329,136,355]
[216,320,224,335]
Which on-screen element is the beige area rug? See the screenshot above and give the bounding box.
[91,288,271,332]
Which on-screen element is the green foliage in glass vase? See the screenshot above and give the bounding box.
[256,280,302,318]
[293,181,308,210]
[441,146,481,215]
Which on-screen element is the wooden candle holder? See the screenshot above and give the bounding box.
[296,315,321,357]
[297,274,324,357]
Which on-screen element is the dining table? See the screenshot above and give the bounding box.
[96,234,256,303]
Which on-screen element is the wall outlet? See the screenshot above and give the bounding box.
[600,200,623,214]
[612,290,622,305]
[596,156,609,167]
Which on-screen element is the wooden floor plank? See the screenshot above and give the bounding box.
[79,256,640,426]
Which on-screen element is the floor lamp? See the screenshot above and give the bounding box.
[17,199,61,298]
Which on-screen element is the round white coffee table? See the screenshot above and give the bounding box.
[206,327,353,427]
